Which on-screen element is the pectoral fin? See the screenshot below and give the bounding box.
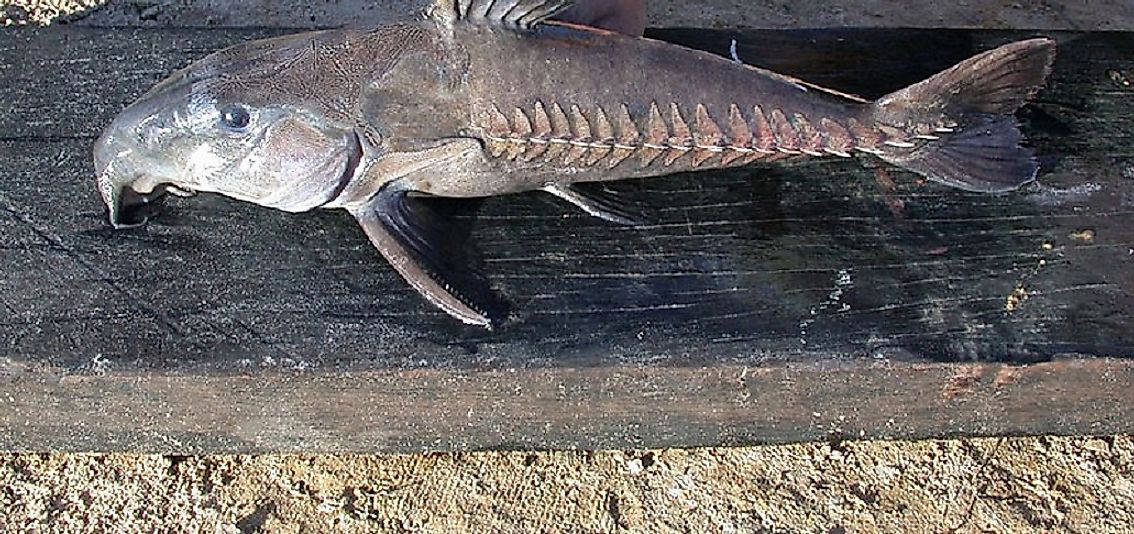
[348,185,504,328]
[543,183,653,225]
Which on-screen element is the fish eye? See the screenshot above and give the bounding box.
[218,104,252,131]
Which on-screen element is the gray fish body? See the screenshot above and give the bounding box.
[417,21,866,197]
[315,19,870,200]
[94,0,1057,327]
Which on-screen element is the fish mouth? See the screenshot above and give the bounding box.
[103,177,199,229]
[110,185,169,229]
[94,117,163,229]
[95,143,170,230]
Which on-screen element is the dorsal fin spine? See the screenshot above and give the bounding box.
[433,0,574,31]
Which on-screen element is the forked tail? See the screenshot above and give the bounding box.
[871,38,1056,192]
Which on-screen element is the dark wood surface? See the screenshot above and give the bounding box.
[1,27,1131,453]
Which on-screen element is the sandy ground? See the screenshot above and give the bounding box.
[3,437,1132,532]
[3,0,1133,532]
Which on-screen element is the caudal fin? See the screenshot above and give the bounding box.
[871,38,1056,192]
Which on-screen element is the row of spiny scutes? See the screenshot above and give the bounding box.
[477,100,932,168]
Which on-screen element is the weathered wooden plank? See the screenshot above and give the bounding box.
[0,27,1131,453]
[2,360,1131,453]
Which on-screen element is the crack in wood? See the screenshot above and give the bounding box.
[0,191,192,341]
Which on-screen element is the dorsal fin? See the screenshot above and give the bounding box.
[430,0,574,31]
[555,0,647,36]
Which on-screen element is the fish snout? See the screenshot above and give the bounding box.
[94,130,168,229]
[94,77,196,229]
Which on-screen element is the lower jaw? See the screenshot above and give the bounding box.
[112,186,169,229]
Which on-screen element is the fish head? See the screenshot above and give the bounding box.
[94,40,363,229]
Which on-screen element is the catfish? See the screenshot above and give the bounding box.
[94,0,1056,327]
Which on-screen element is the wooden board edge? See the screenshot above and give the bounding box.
[2,358,1130,453]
